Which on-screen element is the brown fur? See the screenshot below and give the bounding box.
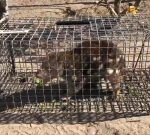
[36,40,126,99]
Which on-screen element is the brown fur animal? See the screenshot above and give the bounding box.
[36,40,126,100]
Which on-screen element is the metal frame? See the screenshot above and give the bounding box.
[0,14,150,119]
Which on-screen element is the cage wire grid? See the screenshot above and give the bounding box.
[0,14,150,117]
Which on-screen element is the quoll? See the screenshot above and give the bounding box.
[36,40,126,100]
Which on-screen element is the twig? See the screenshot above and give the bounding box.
[104,0,118,16]
[133,33,149,71]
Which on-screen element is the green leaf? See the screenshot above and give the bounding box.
[35,78,43,85]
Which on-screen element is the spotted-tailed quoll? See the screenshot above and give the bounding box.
[36,40,126,100]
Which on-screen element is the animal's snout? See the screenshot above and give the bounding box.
[36,68,62,84]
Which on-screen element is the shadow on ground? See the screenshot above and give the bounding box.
[0,81,149,124]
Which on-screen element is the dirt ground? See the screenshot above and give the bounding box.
[0,116,150,135]
[7,0,120,18]
[7,0,149,18]
[1,0,150,135]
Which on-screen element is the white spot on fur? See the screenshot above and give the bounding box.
[52,77,64,83]
[107,68,114,75]
[97,57,101,61]
[52,78,58,83]
[93,57,97,61]
[45,83,50,86]
[72,76,77,81]
[106,79,110,84]
[99,64,103,70]
[116,69,120,75]
[59,77,65,82]
[109,83,112,89]
[119,55,122,58]
[101,78,105,82]
[108,58,113,63]
[116,57,120,63]
[101,83,106,89]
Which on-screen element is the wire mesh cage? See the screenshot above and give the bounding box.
[0,14,150,122]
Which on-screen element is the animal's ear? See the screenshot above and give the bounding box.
[36,69,48,79]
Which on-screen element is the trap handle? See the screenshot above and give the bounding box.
[56,20,90,25]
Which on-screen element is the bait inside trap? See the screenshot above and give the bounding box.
[0,14,150,117]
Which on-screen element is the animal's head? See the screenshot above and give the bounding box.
[36,51,65,84]
[35,69,50,84]
[36,67,63,83]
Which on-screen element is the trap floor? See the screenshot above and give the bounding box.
[0,70,150,115]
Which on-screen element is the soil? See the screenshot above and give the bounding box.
[0,116,150,135]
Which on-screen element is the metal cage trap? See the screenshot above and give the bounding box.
[0,14,150,122]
